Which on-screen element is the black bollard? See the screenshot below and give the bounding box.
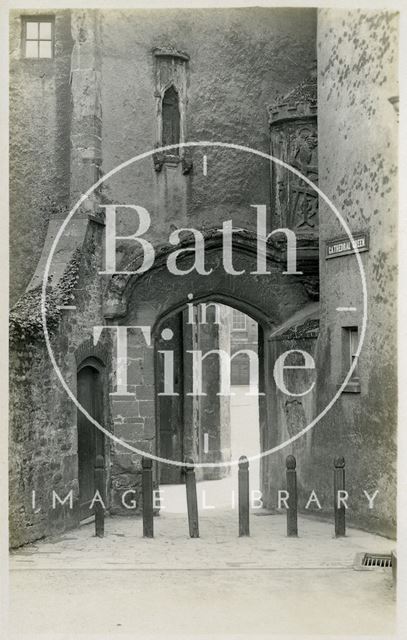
[238,456,250,536]
[94,454,105,538]
[184,457,199,538]
[286,455,298,537]
[334,456,346,537]
[142,456,154,538]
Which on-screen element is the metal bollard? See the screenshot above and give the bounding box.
[94,454,105,538]
[184,457,199,538]
[334,456,346,537]
[286,455,298,537]
[142,456,154,538]
[238,455,250,536]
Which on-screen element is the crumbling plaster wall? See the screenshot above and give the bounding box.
[100,7,317,249]
[9,10,73,305]
[270,10,398,538]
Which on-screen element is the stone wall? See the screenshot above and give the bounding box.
[317,9,397,537]
[269,9,398,538]
[105,240,313,513]
[99,7,317,253]
[96,7,317,514]
[9,10,110,546]
[13,7,398,545]
[9,220,110,546]
[9,10,73,305]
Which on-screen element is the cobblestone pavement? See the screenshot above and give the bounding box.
[8,510,396,638]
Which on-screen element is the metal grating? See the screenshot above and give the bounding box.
[362,553,392,568]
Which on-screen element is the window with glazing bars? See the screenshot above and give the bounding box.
[23,18,54,59]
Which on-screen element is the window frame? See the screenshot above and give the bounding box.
[232,309,247,332]
[348,327,359,377]
[161,85,181,153]
[21,16,55,60]
[341,325,361,393]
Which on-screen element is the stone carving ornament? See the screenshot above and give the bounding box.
[268,73,318,239]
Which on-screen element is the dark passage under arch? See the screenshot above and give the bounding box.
[155,300,262,489]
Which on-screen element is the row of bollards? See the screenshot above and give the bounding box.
[93,454,347,539]
[283,455,346,538]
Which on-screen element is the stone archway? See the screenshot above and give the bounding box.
[105,236,318,514]
[74,341,111,520]
[153,295,266,486]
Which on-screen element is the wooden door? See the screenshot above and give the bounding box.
[77,365,104,520]
[158,353,184,484]
[157,313,184,484]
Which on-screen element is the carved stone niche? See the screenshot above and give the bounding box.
[268,72,318,275]
[152,47,192,174]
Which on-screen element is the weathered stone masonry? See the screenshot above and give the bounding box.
[9,8,397,545]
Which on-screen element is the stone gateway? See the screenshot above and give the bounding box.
[9,7,398,548]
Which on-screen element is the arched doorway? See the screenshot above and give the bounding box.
[155,300,262,510]
[77,358,105,520]
[104,234,316,513]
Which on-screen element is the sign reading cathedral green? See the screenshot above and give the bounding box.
[325,232,369,259]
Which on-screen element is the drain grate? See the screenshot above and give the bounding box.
[362,553,392,568]
[353,551,394,572]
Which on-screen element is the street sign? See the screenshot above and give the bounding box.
[325,232,369,259]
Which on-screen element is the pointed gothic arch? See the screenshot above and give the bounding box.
[161,85,180,150]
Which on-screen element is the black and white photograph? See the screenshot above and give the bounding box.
[2,0,404,637]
